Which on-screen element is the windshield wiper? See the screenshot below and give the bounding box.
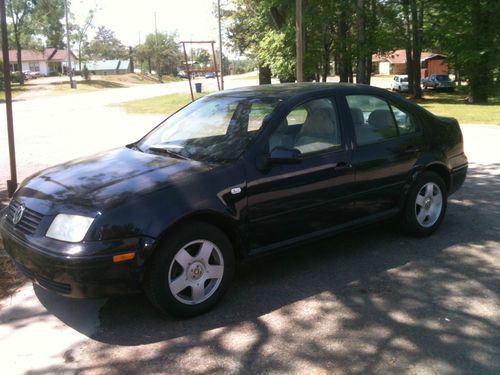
[148,146,189,160]
[126,143,143,152]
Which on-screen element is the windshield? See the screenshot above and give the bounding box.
[435,75,451,81]
[400,77,408,82]
[138,95,279,162]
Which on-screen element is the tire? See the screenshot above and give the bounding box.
[401,171,448,237]
[145,221,235,317]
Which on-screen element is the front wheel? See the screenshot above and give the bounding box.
[402,171,448,236]
[145,222,235,317]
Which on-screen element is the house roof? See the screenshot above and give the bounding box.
[49,49,77,61]
[85,60,131,71]
[372,49,446,64]
[7,48,77,63]
[8,49,45,62]
[85,60,121,70]
[118,60,130,70]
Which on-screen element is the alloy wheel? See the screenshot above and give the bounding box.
[415,182,443,228]
[168,240,224,305]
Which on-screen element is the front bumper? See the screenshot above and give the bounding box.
[0,215,156,298]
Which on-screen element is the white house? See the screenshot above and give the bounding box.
[8,48,78,75]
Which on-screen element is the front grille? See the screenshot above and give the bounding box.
[15,262,72,295]
[36,274,72,294]
[6,200,44,235]
[15,261,35,279]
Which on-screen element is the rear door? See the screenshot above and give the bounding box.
[345,94,423,217]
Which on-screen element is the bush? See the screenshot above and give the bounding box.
[11,71,22,83]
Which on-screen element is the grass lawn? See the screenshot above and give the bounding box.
[0,83,30,102]
[93,73,180,85]
[53,73,178,95]
[114,92,208,115]
[52,79,127,94]
[414,90,500,125]
[113,85,499,125]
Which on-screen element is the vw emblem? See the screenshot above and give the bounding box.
[13,203,25,225]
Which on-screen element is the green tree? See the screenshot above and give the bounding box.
[87,26,127,60]
[134,32,182,79]
[71,8,96,70]
[34,0,65,48]
[6,0,37,85]
[425,0,499,103]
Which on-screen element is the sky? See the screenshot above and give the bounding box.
[71,0,221,47]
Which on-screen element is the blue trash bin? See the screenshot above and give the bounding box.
[195,82,202,93]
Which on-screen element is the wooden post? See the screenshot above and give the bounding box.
[211,42,221,91]
[182,42,194,101]
[0,0,18,196]
[295,0,303,82]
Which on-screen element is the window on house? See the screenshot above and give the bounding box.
[29,63,40,72]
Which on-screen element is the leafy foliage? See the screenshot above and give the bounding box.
[134,32,182,77]
[224,0,499,101]
[87,26,128,60]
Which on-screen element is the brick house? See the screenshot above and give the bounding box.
[372,49,449,77]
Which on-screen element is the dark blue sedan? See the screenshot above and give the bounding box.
[0,83,468,317]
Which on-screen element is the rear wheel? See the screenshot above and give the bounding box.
[402,171,447,236]
[145,222,235,317]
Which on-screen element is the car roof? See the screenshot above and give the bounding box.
[207,83,390,100]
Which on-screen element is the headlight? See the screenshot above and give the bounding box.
[46,214,95,242]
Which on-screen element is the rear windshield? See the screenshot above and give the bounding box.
[435,75,451,81]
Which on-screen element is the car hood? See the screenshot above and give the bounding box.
[16,147,211,212]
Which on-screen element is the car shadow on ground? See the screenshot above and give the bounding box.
[27,163,500,374]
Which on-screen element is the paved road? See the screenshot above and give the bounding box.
[0,79,498,374]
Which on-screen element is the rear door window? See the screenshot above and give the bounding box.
[346,95,398,145]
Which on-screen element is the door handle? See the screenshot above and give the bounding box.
[405,146,420,154]
[333,161,352,171]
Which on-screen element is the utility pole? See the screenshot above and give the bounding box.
[217,0,224,89]
[154,11,161,81]
[295,0,303,82]
[1,0,18,196]
[64,0,75,88]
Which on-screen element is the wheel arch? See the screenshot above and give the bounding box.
[152,210,245,263]
[423,162,451,192]
[401,162,451,208]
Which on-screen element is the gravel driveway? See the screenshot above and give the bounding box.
[0,81,498,374]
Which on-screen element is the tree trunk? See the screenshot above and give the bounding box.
[411,0,422,99]
[469,0,488,103]
[13,25,24,85]
[147,57,152,74]
[356,0,367,84]
[321,41,330,82]
[365,53,372,85]
[259,65,272,84]
[78,41,82,71]
[338,9,349,82]
[403,0,413,94]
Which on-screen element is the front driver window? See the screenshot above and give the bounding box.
[269,98,341,155]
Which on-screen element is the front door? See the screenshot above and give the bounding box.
[245,97,356,253]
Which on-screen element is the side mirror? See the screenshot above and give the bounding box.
[268,146,302,164]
